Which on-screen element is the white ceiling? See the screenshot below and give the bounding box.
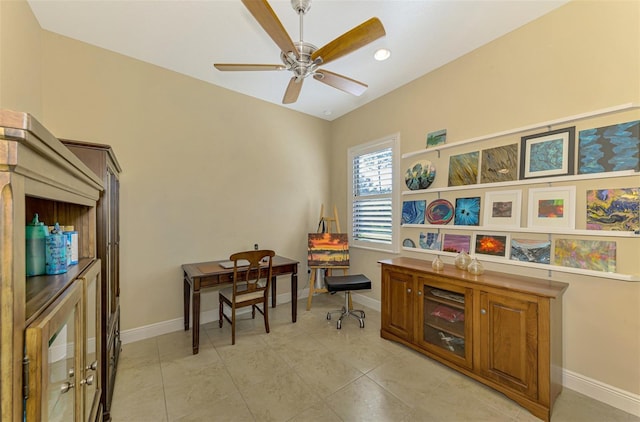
[28,0,568,121]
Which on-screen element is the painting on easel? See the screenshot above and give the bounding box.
[308,233,350,267]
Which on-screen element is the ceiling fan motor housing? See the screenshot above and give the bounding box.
[281,41,320,79]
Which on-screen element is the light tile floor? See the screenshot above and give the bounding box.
[111,294,639,422]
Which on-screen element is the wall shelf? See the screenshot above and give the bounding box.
[402,224,639,238]
[401,246,639,282]
[402,170,639,196]
[402,102,640,160]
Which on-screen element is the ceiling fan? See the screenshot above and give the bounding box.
[214,0,386,104]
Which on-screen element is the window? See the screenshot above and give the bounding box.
[348,134,399,252]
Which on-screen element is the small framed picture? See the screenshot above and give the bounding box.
[483,190,522,228]
[520,127,575,180]
[426,129,447,148]
[473,233,510,258]
[527,186,576,229]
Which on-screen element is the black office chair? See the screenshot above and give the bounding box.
[325,274,371,329]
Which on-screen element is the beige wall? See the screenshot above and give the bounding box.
[0,0,43,116]
[1,0,639,407]
[330,0,640,396]
[39,31,332,329]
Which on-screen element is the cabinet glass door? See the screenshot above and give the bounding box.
[80,261,102,421]
[418,277,472,369]
[25,282,83,421]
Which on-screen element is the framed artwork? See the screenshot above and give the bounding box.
[404,160,436,190]
[578,120,639,174]
[520,126,575,179]
[425,199,454,224]
[419,232,442,250]
[442,234,471,253]
[527,186,575,229]
[483,190,522,228]
[554,239,616,272]
[454,196,481,226]
[307,233,349,267]
[586,188,639,231]
[426,129,447,148]
[402,238,416,248]
[480,144,518,183]
[473,233,510,258]
[401,200,426,225]
[510,238,551,264]
[448,151,479,186]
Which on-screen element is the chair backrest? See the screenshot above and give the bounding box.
[230,249,275,300]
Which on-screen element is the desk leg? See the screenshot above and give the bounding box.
[192,289,201,354]
[271,276,277,308]
[183,275,190,331]
[291,271,298,323]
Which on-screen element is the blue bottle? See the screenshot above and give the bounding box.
[45,223,67,275]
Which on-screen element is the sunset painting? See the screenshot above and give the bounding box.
[307,233,350,267]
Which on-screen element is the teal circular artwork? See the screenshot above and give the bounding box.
[405,160,436,190]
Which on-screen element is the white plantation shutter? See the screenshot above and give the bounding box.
[348,136,399,252]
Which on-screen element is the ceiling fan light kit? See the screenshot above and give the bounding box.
[214,0,385,104]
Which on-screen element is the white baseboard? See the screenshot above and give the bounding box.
[120,290,295,345]
[563,368,640,417]
[119,291,637,417]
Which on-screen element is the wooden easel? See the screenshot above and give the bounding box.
[306,205,348,311]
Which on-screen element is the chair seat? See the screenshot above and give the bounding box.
[220,281,267,303]
[325,274,371,292]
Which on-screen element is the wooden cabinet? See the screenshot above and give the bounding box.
[62,139,122,421]
[0,110,103,421]
[25,260,101,421]
[380,257,568,422]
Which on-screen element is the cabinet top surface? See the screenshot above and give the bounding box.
[380,257,569,298]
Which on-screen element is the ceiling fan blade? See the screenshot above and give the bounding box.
[282,77,303,104]
[313,69,368,96]
[214,63,286,71]
[311,17,385,66]
[241,0,299,59]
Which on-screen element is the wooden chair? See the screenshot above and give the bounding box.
[219,249,275,345]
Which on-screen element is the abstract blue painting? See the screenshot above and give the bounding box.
[578,120,640,174]
[401,200,426,225]
[454,197,481,226]
[419,232,442,250]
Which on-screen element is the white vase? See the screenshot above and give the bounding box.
[454,251,471,270]
[431,255,444,271]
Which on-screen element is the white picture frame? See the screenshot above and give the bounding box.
[482,190,522,228]
[527,186,576,229]
[472,232,511,259]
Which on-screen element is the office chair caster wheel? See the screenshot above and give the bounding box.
[327,313,331,320]
[361,311,366,318]
[337,320,342,329]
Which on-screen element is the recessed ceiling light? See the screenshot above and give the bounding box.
[374,48,391,61]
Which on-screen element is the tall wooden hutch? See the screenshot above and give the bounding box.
[62,139,122,421]
[0,109,107,421]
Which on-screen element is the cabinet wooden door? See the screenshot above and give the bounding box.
[381,268,414,341]
[479,291,538,399]
[418,277,473,369]
[25,281,83,421]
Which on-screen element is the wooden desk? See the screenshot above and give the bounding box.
[182,255,299,354]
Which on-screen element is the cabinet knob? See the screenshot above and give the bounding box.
[60,381,75,394]
[481,309,487,315]
[81,374,94,386]
[407,288,412,293]
[86,360,98,371]
[418,291,422,296]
